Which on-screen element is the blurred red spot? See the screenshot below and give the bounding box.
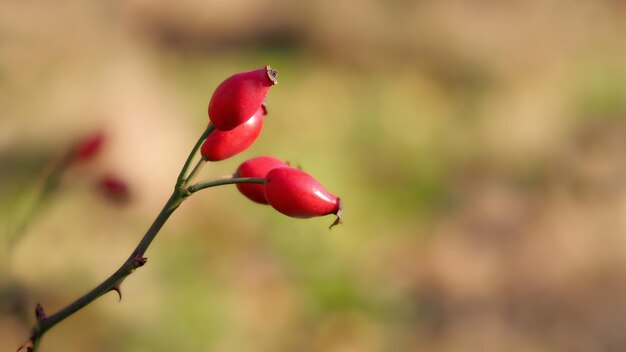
[74,131,105,162]
[99,175,130,204]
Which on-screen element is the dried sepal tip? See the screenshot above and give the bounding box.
[328,199,343,230]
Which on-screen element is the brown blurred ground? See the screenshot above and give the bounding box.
[2,0,626,351]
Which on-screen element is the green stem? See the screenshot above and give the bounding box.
[21,127,214,352]
[185,158,207,188]
[188,177,265,194]
[177,125,213,186]
[28,190,186,351]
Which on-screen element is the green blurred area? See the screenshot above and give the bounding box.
[2,0,626,351]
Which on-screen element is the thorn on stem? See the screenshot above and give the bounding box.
[16,337,34,352]
[35,303,46,322]
[109,285,122,301]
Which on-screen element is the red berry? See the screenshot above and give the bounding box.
[236,156,289,204]
[99,175,130,203]
[208,66,277,131]
[200,105,265,161]
[264,167,342,227]
[74,131,105,162]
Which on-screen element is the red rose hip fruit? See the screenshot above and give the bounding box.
[74,131,105,162]
[201,105,266,161]
[236,156,289,204]
[264,167,342,227]
[208,65,277,131]
[99,174,130,203]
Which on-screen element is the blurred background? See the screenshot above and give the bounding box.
[2,0,626,351]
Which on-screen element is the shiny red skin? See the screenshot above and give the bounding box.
[236,156,289,204]
[264,167,340,218]
[208,66,277,131]
[201,106,265,161]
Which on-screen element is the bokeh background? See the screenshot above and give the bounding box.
[2,0,626,351]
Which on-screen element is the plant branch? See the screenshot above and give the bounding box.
[177,125,213,186]
[20,127,214,352]
[23,190,185,352]
[18,131,264,351]
[185,157,208,187]
[188,177,264,194]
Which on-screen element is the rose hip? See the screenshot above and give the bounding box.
[236,156,289,204]
[200,105,266,161]
[264,167,341,226]
[74,131,105,162]
[99,175,130,203]
[208,66,277,131]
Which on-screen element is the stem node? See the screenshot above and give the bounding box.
[131,256,148,269]
[35,304,46,322]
